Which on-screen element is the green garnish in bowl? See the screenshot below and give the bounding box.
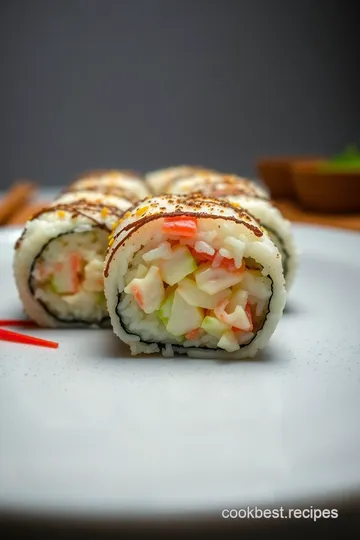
[318,145,360,172]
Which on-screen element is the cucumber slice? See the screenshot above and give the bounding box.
[217,330,240,352]
[160,245,197,286]
[195,263,244,295]
[157,290,175,325]
[177,277,230,309]
[201,316,230,339]
[166,291,204,336]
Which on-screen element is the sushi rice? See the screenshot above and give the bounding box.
[68,169,149,200]
[145,165,218,195]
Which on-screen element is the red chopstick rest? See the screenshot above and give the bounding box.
[0,319,39,327]
[0,327,59,349]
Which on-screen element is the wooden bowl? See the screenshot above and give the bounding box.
[292,161,360,213]
[257,157,320,200]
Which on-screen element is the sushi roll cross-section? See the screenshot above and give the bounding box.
[104,194,286,359]
[13,170,150,327]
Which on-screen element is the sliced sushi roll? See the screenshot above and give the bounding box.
[66,169,149,201]
[145,165,218,195]
[167,173,269,199]
[169,174,298,289]
[13,190,134,328]
[104,194,286,359]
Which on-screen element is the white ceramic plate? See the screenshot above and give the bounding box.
[1,225,360,520]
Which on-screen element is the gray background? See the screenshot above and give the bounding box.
[0,0,359,188]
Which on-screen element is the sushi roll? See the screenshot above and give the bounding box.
[168,174,298,289]
[167,173,269,199]
[66,169,148,201]
[145,165,218,195]
[104,194,286,359]
[13,178,150,327]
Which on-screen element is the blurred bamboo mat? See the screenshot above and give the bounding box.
[0,182,52,226]
[1,183,360,231]
[4,201,50,225]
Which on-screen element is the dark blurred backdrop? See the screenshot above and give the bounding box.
[0,0,359,188]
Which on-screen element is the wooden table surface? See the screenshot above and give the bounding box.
[273,199,360,232]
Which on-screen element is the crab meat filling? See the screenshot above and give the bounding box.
[30,230,108,323]
[121,216,272,351]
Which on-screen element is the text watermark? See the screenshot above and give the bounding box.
[221,506,338,521]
